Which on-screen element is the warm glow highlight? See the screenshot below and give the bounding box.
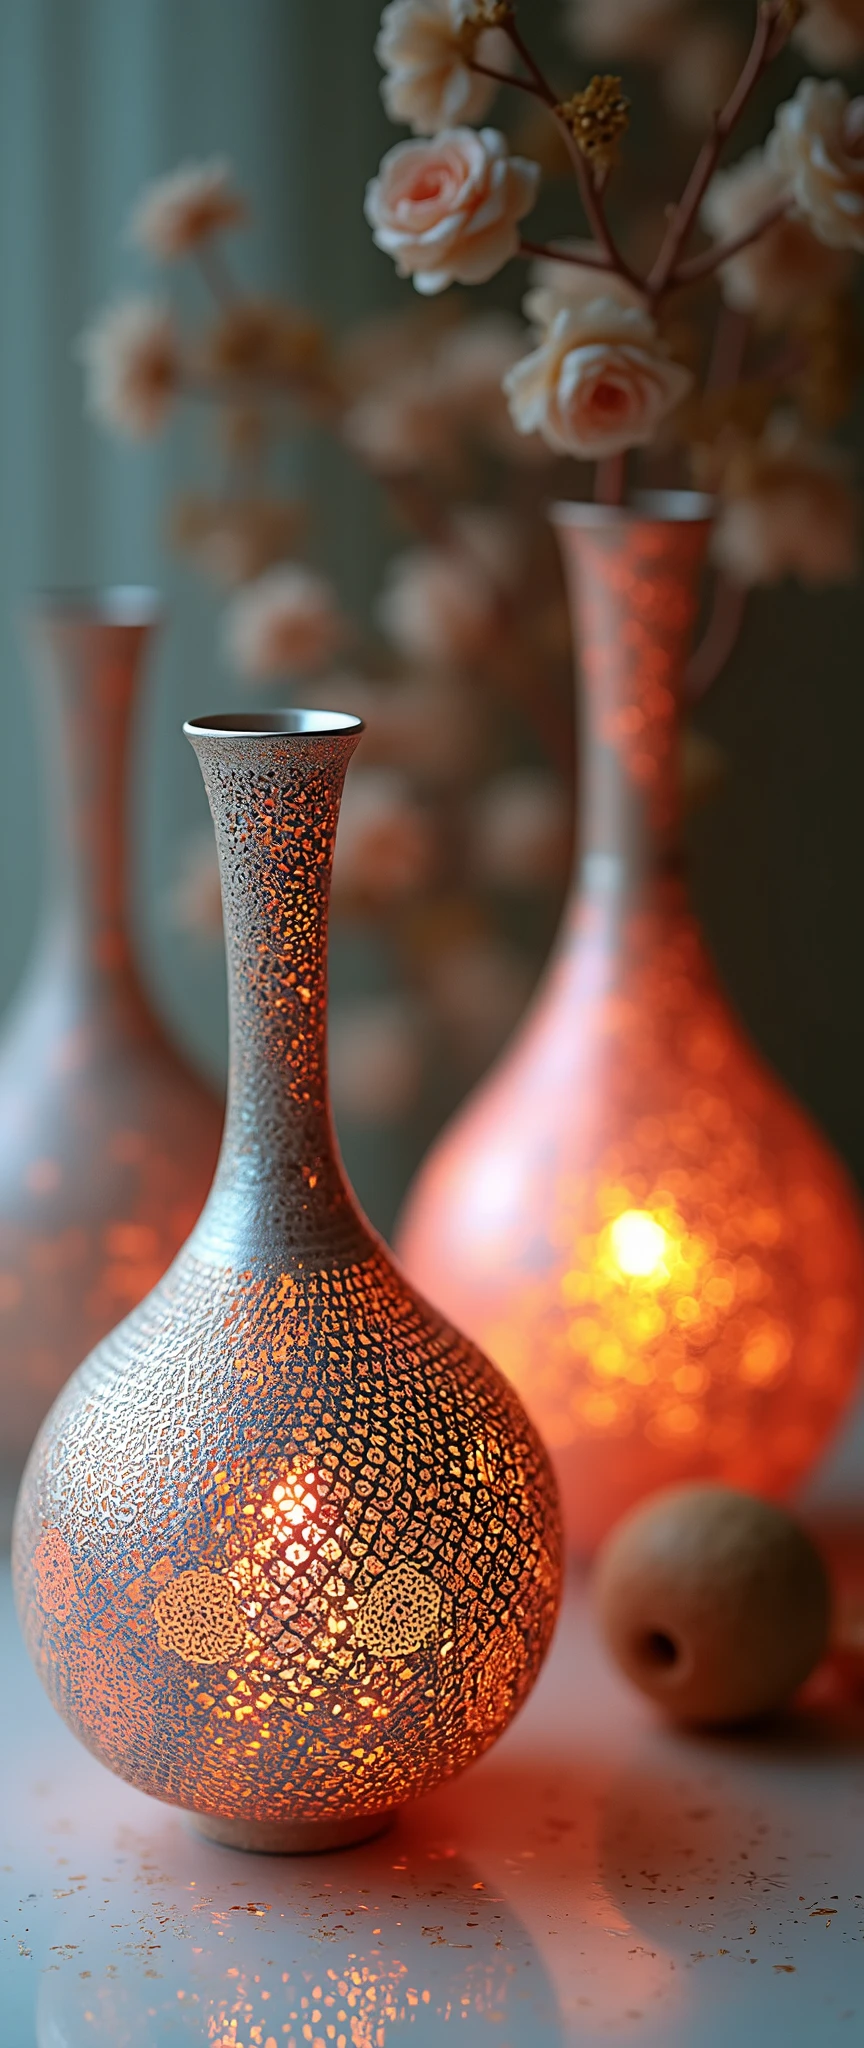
[608,1209,668,1280]
[398,504,864,1552]
[13,710,561,1849]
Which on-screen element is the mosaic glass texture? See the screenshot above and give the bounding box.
[13,710,561,1851]
[398,499,864,1554]
[0,593,222,1472]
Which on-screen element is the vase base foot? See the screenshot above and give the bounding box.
[191,1809,395,1855]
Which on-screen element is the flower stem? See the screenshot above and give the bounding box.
[470,55,544,95]
[686,572,747,699]
[595,452,627,506]
[669,199,790,291]
[482,17,642,289]
[518,236,618,276]
[646,1,789,301]
[705,302,751,393]
[195,239,238,308]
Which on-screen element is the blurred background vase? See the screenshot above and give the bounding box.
[0,591,222,1490]
[398,496,864,1555]
[13,709,560,1852]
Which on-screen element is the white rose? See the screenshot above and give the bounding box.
[563,0,684,60]
[223,566,347,678]
[503,300,692,460]
[129,159,246,259]
[78,298,181,439]
[377,542,499,665]
[702,147,851,323]
[768,77,864,250]
[375,0,512,136]
[365,127,540,295]
[793,0,864,72]
[522,240,644,332]
[712,418,861,589]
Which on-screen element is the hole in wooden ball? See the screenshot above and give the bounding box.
[636,1628,680,1670]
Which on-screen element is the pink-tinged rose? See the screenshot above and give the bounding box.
[376,674,483,780]
[794,0,864,70]
[504,300,692,460]
[375,0,512,136]
[129,159,246,259]
[224,565,348,678]
[343,369,457,473]
[332,769,437,905]
[663,22,746,129]
[472,770,570,888]
[563,0,683,60]
[768,78,864,250]
[424,934,530,1061]
[164,832,223,939]
[713,418,861,588]
[433,314,550,462]
[702,148,851,323]
[365,127,540,295]
[78,298,181,438]
[329,995,423,1123]
[523,242,644,332]
[377,540,502,665]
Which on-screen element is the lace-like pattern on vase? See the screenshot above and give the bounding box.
[17,1245,558,1826]
[14,713,561,1833]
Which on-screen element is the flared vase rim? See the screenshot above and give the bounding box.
[552,489,715,529]
[27,585,162,626]
[184,708,365,742]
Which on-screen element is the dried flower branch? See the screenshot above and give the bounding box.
[84,0,864,1118]
[646,1,795,298]
[130,161,246,260]
[557,77,631,172]
[78,299,181,438]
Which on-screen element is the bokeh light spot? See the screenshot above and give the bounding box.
[609,1209,668,1279]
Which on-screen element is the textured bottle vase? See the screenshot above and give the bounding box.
[0,592,222,1476]
[398,497,864,1555]
[14,710,561,1853]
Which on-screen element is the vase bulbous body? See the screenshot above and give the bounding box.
[398,498,864,1555]
[0,592,223,1477]
[13,709,561,1851]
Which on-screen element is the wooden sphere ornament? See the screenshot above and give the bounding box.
[593,1483,830,1725]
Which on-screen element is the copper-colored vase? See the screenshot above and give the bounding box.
[398,496,864,1554]
[0,592,223,1476]
[13,709,561,1853]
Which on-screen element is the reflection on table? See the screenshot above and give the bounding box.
[4,1569,864,2046]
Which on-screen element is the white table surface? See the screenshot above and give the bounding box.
[3,1559,864,2047]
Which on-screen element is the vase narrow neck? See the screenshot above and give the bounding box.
[25,599,157,1012]
[189,718,368,1267]
[555,505,711,899]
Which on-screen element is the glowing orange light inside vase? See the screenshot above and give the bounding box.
[608,1209,668,1279]
[398,498,864,1553]
[13,710,561,1852]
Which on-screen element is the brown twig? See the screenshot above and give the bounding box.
[194,240,238,309]
[560,126,639,284]
[504,14,561,100]
[595,452,627,506]
[518,236,618,276]
[469,55,544,95]
[470,18,641,288]
[686,572,747,698]
[669,199,790,292]
[355,468,571,764]
[705,303,751,392]
[646,1,788,301]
